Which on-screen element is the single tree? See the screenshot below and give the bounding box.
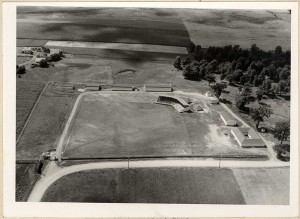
[16,65,26,75]
[256,89,264,102]
[206,74,216,85]
[39,59,49,68]
[211,82,227,100]
[182,63,199,80]
[173,56,182,70]
[241,85,252,97]
[49,53,62,62]
[273,120,290,145]
[249,105,273,129]
[189,42,196,53]
[182,57,190,66]
[236,96,248,110]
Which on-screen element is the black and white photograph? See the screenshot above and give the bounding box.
[3,2,299,218]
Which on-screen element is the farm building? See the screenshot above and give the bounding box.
[112,84,135,91]
[231,127,265,148]
[156,95,189,107]
[144,84,173,92]
[35,57,46,64]
[50,48,62,55]
[22,47,33,54]
[220,112,237,126]
[205,91,213,97]
[191,104,203,112]
[85,83,101,91]
[210,99,219,104]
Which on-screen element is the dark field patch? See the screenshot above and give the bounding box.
[17,19,190,47]
[41,167,246,204]
[16,80,46,139]
[16,163,40,201]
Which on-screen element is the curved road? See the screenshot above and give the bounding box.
[28,91,289,202]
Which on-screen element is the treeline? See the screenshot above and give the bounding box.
[174,43,291,95]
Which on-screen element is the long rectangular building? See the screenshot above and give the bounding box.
[231,127,265,148]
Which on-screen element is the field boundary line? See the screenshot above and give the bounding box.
[16,81,50,145]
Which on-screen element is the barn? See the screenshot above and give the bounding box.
[144,84,173,92]
[112,84,135,91]
[220,112,237,126]
[231,127,266,148]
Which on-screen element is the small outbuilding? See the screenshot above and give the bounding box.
[205,91,213,97]
[22,47,33,54]
[220,112,237,126]
[210,99,219,104]
[112,84,134,91]
[35,57,46,64]
[49,48,62,56]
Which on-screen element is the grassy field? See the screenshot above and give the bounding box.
[16,39,48,47]
[61,92,269,159]
[16,163,40,201]
[17,56,32,65]
[49,46,182,62]
[16,80,46,139]
[232,167,289,205]
[41,167,245,204]
[178,9,290,51]
[16,82,79,160]
[17,8,190,47]
[20,56,113,83]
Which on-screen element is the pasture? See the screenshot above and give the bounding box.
[16,82,79,160]
[16,80,46,138]
[61,92,269,159]
[232,167,289,204]
[178,9,290,51]
[41,167,246,204]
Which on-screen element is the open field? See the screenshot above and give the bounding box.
[178,9,291,51]
[17,39,48,47]
[17,56,32,65]
[16,82,79,160]
[16,163,40,201]
[232,167,289,204]
[16,80,46,138]
[41,167,245,204]
[49,46,182,62]
[17,8,190,47]
[19,56,113,83]
[61,92,269,159]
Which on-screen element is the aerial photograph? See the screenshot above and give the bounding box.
[15,6,291,204]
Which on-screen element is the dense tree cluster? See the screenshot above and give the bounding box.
[177,43,291,95]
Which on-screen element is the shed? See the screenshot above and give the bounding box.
[205,91,213,97]
[35,57,46,64]
[112,84,134,91]
[50,48,62,55]
[220,112,237,126]
[210,99,219,104]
